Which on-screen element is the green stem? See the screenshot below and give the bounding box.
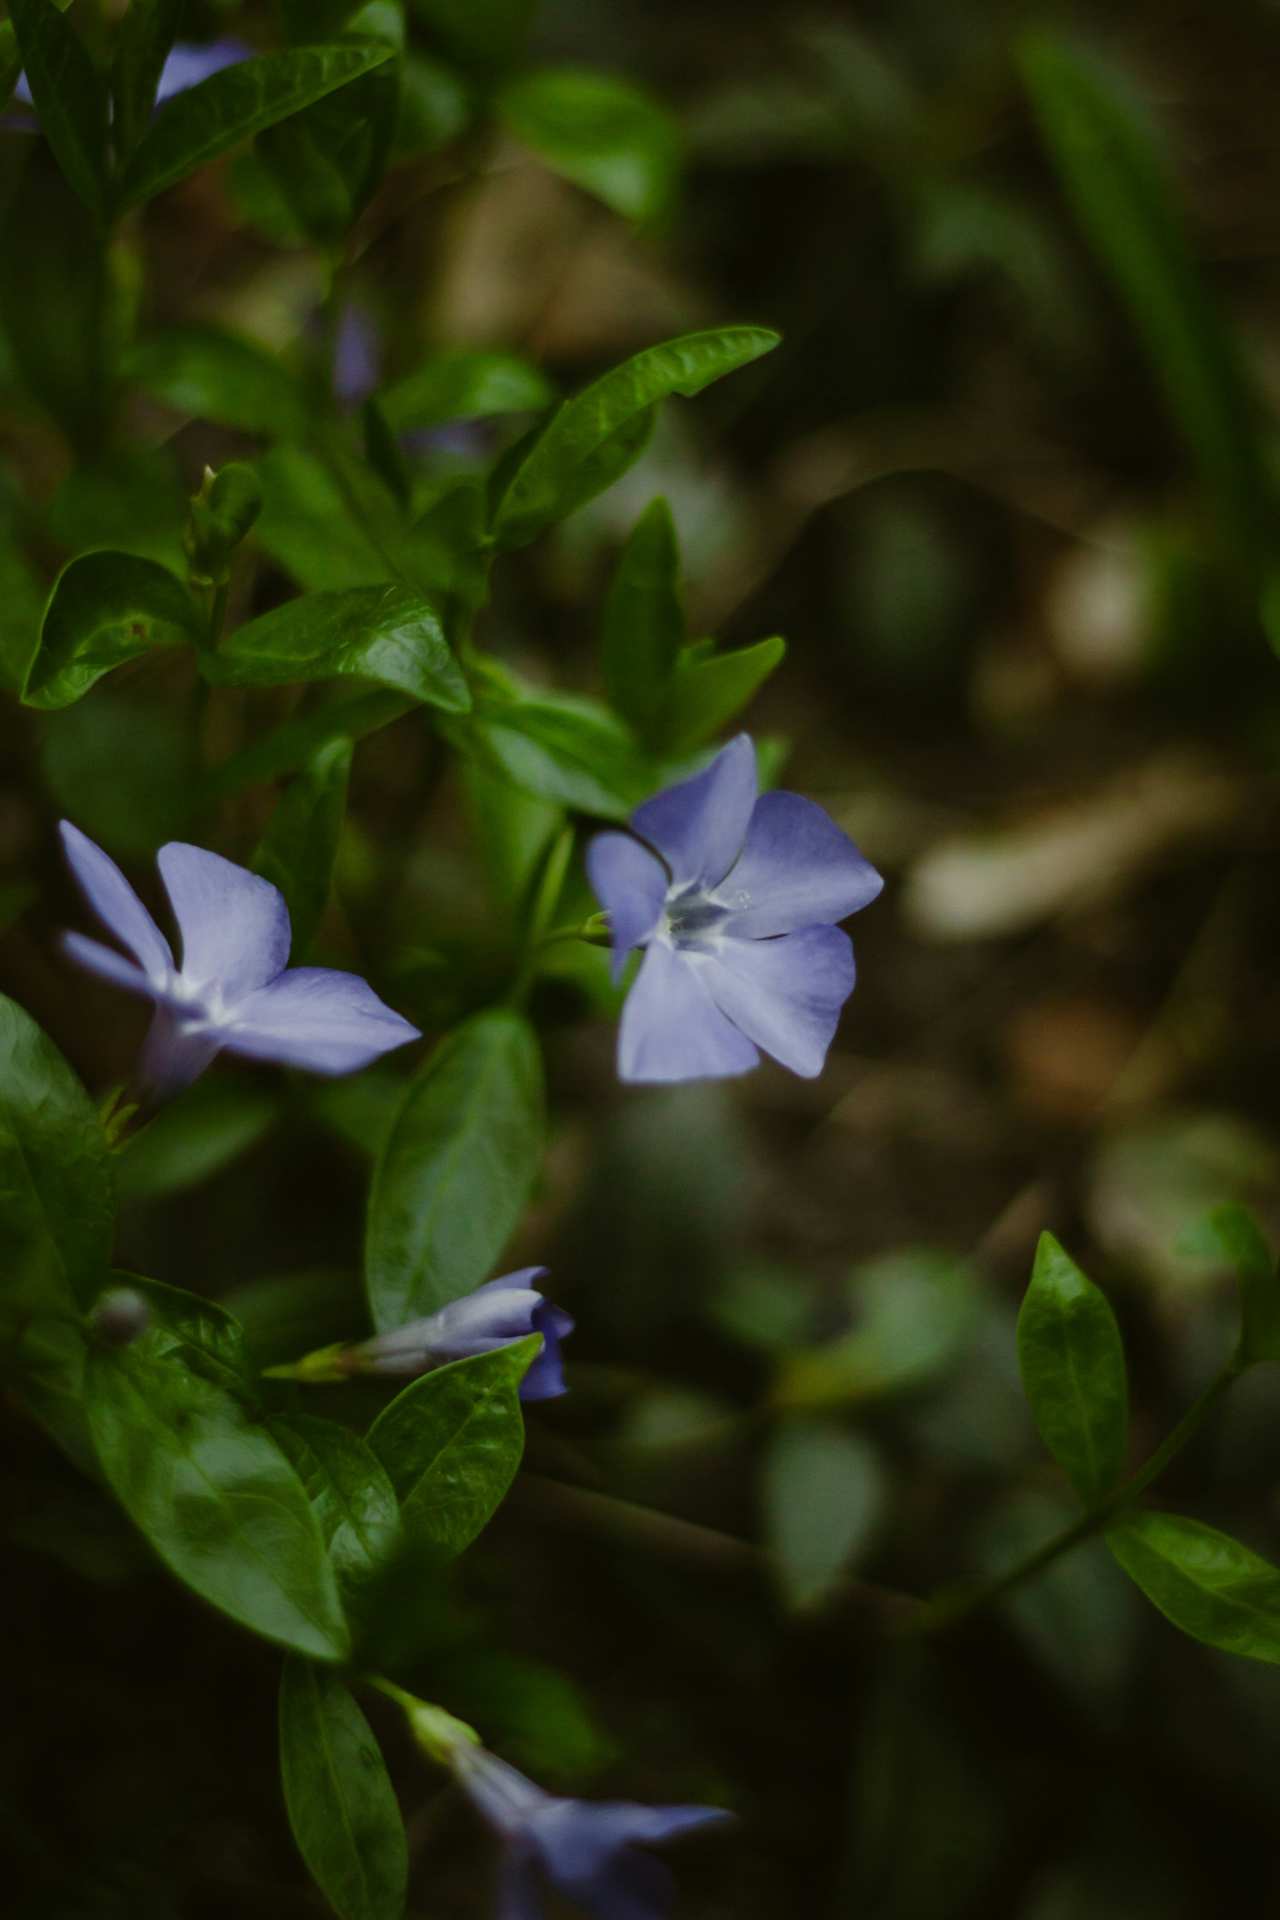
[208,581,229,648]
[912,1358,1242,1634]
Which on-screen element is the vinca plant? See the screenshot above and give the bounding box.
[4,2,1280,1916]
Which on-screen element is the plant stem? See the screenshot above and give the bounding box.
[911,1357,1242,1635]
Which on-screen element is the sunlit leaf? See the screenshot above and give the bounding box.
[202,585,470,711]
[1108,1509,1280,1664]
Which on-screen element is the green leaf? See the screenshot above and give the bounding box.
[205,690,410,796]
[255,446,396,589]
[117,1271,251,1392]
[366,1009,544,1330]
[275,1415,402,1588]
[1192,1204,1280,1366]
[491,326,780,544]
[445,690,658,819]
[86,1331,350,1659]
[117,1079,278,1201]
[763,1418,886,1611]
[367,1339,537,1559]
[42,689,198,857]
[600,497,684,738]
[122,327,309,439]
[257,53,400,246]
[663,634,786,752]
[1022,33,1271,573]
[117,42,395,209]
[379,349,553,431]
[202,585,470,711]
[392,50,470,159]
[22,551,201,710]
[8,0,110,215]
[408,0,534,68]
[252,738,353,960]
[1107,1510,1280,1663]
[279,1659,408,1920]
[110,0,184,160]
[776,1250,978,1411]
[0,993,115,1310]
[1017,1231,1129,1504]
[498,67,679,222]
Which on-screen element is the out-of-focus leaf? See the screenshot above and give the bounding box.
[279,1659,408,1920]
[8,0,110,215]
[444,1651,612,1781]
[257,54,400,246]
[663,635,786,751]
[380,350,553,431]
[1186,1205,1280,1366]
[0,146,111,448]
[48,447,190,569]
[206,690,410,797]
[408,0,534,68]
[116,1079,279,1201]
[392,49,469,157]
[42,690,198,856]
[117,42,395,208]
[498,67,679,222]
[600,497,684,738]
[367,1339,537,1559]
[444,690,657,819]
[1022,33,1271,572]
[1017,1232,1128,1503]
[463,759,564,933]
[123,327,308,439]
[110,0,184,160]
[776,1250,978,1410]
[275,1414,402,1589]
[1107,1510,1280,1663]
[252,738,353,960]
[490,327,779,545]
[202,585,470,711]
[763,1418,886,1610]
[255,446,396,588]
[87,1331,350,1659]
[366,1009,543,1329]
[23,551,200,710]
[0,539,43,693]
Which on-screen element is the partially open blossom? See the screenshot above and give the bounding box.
[452,1740,730,1920]
[587,734,882,1083]
[59,822,419,1099]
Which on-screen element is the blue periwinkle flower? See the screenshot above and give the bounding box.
[354,1271,574,1401]
[59,822,419,1098]
[453,1740,730,1920]
[587,734,882,1083]
[14,38,251,113]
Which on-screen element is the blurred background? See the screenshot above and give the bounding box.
[5,0,1280,1914]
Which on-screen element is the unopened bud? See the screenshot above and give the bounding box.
[185,462,263,587]
[90,1286,151,1349]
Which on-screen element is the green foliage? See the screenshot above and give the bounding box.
[601,497,684,739]
[776,1251,978,1409]
[409,0,534,69]
[1107,1511,1280,1664]
[23,551,200,710]
[1191,1205,1280,1366]
[110,0,184,161]
[256,51,401,246]
[379,349,553,431]
[0,145,112,447]
[123,327,310,439]
[367,1338,538,1559]
[276,1414,402,1590]
[8,0,110,216]
[279,1659,408,1920]
[202,584,470,709]
[763,1418,886,1611]
[663,634,787,752]
[498,67,680,222]
[366,1009,544,1329]
[1017,1232,1129,1504]
[252,738,353,959]
[447,687,659,818]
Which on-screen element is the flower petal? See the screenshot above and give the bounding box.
[630,734,757,891]
[698,925,855,1077]
[531,1800,731,1917]
[154,38,253,102]
[59,822,173,982]
[225,967,420,1075]
[136,1004,225,1100]
[717,790,883,937]
[524,1297,575,1401]
[586,832,668,980]
[496,1849,544,1920]
[618,942,759,1083]
[157,842,292,1001]
[60,932,158,1002]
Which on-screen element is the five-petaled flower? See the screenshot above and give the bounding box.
[59,822,419,1099]
[452,1740,730,1920]
[587,734,882,1083]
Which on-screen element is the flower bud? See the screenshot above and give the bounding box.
[185,462,263,587]
[89,1286,151,1349]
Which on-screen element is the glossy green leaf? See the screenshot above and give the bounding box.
[663,634,786,751]
[123,327,309,439]
[380,350,553,431]
[1022,33,1271,572]
[498,67,679,222]
[276,1415,402,1588]
[1018,1231,1128,1503]
[1107,1510,1280,1664]
[8,0,110,215]
[763,1418,886,1611]
[367,1339,537,1559]
[110,0,184,160]
[601,497,684,738]
[117,42,394,209]
[116,1271,251,1392]
[279,1659,408,1920]
[252,738,353,960]
[491,326,779,543]
[23,551,200,710]
[0,993,114,1310]
[445,691,657,819]
[87,1331,350,1659]
[366,1009,544,1330]
[202,585,470,711]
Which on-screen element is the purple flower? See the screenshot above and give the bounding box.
[59,822,419,1099]
[586,734,882,1084]
[333,305,382,408]
[14,38,251,112]
[352,1270,574,1401]
[453,1742,730,1920]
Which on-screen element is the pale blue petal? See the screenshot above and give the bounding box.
[225,967,419,1075]
[60,932,158,1002]
[155,39,252,103]
[716,790,882,937]
[157,843,292,1001]
[586,832,668,980]
[456,1747,550,1835]
[334,305,381,406]
[618,942,759,1083]
[60,822,173,983]
[699,925,854,1077]
[136,1005,225,1099]
[630,735,757,891]
[531,1801,730,1918]
[523,1296,575,1400]
[497,1850,544,1920]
